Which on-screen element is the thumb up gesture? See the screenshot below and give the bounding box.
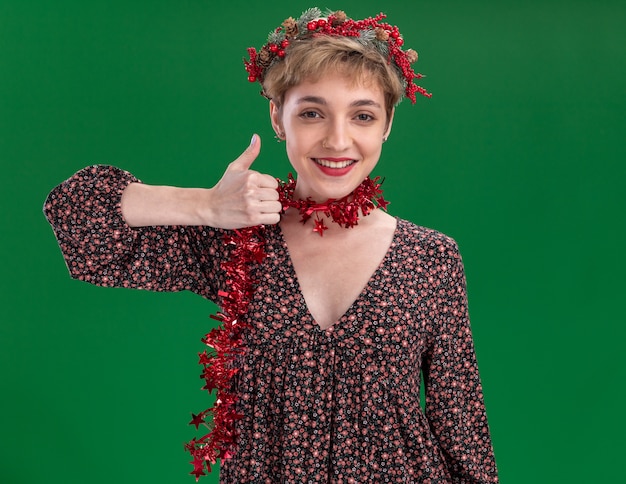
[207,134,282,229]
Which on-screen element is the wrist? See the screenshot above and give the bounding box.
[189,187,216,226]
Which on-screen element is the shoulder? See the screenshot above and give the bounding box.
[393,220,467,293]
[394,218,461,258]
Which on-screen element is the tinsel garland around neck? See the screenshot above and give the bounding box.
[184,175,388,480]
[277,174,389,236]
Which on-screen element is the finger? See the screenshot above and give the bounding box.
[259,200,283,214]
[256,173,279,190]
[228,134,262,172]
[257,212,281,226]
[257,187,280,202]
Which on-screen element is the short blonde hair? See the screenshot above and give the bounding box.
[262,36,403,120]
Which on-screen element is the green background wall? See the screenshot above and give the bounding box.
[1,0,624,482]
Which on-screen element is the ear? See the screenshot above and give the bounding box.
[269,100,284,138]
[384,107,395,140]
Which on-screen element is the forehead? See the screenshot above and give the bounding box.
[307,61,384,88]
[284,71,385,105]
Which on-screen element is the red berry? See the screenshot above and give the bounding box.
[317,19,327,27]
[307,21,317,30]
[248,75,256,82]
[397,37,404,46]
[277,49,285,58]
[390,30,400,39]
[269,43,278,53]
[281,39,289,48]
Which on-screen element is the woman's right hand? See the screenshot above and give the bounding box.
[204,134,282,229]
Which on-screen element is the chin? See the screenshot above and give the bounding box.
[311,178,366,201]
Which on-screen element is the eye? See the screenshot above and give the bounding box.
[300,110,321,119]
[355,113,374,122]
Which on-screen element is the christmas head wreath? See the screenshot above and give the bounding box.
[244,7,431,103]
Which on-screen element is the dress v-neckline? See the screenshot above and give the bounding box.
[275,218,400,333]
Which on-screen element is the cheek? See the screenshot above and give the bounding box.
[285,127,313,152]
[366,138,384,157]
[284,139,305,169]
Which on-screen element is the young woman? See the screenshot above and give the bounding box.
[44,8,498,483]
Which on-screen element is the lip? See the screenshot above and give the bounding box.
[312,157,358,177]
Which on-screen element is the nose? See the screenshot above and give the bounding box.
[322,119,352,151]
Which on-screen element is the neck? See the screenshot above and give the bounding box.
[277,174,389,236]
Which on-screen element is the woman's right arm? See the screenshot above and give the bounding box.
[43,135,281,299]
[44,164,221,297]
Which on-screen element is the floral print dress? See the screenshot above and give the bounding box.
[44,165,499,483]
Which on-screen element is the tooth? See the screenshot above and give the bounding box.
[315,159,353,168]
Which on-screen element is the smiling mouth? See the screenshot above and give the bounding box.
[313,158,356,169]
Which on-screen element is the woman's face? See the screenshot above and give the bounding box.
[270,72,393,201]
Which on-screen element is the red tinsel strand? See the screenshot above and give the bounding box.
[277,174,388,236]
[185,176,388,478]
[185,226,266,480]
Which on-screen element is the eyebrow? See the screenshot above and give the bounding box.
[296,96,382,109]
